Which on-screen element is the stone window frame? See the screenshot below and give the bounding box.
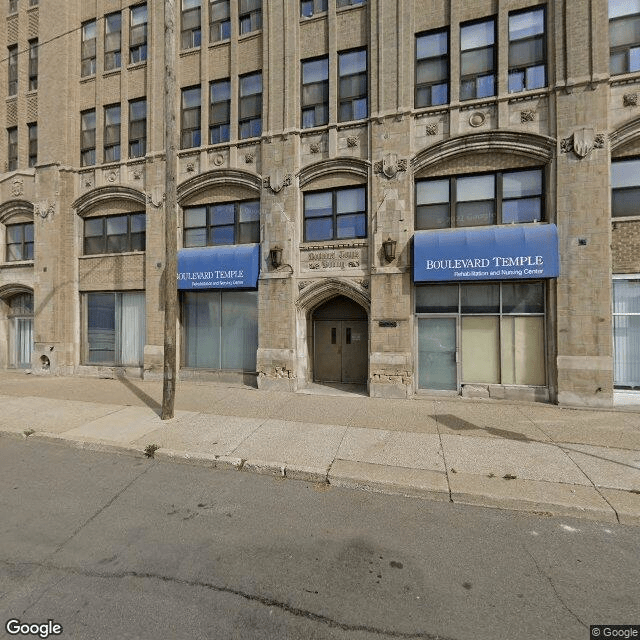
[611,156,640,218]
[181,86,202,149]
[7,44,17,95]
[508,5,547,93]
[83,211,146,256]
[300,0,327,18]
[415,167,546,230]
[338,48,368,123]
[104,11,122,72]
[6,222,34,262]
[181,0,202,50]
[302,185,367,242]
[81,19,97,77]
[238,71,262,140]
[239,0,261,35]
[415,27,449,109]
[459,15,496,101]
[129,3,148,64]
[103,104,122,164]
[209,0,230,43]
[301,55,329,129]
[27,122,37,167]
[28,39,38,91]
[209,78,231,144]
[609,0,640,76]
[128,98,146,159]
[182,199,260,248]
[7,126,17,171]
[80,109,96,167]
[0,203,35,265]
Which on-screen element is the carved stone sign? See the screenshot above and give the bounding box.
[301,246,367,271]
[561,128,606,158]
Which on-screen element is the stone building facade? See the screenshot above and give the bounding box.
[1,0,639,408]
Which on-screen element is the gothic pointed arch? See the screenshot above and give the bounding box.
[72,186,147,217]
[296,278,370,315]
[177,169,262,206]
[411,130,556,177]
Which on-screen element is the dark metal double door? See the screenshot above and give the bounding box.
[314,320,368,384]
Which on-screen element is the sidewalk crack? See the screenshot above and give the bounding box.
[433,401,453,503]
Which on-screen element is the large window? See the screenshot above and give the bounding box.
[338,49,367,122]
[304,186,366,242]
[210,0,230,42]
[508,7,546,93]
[6,223,34,261]
[129,99,146,158]
[104,104,121,163]
[81,20,97,77]
[7,127,17,171]
[609,0,640,75]
[416,282,546,388]
[84,213,146,255]
[80,109,96,166]
[415,29,448,107]
[337,0,366,7]
[182,290,258,371]
[416,168,544,230]
[611,158,640,217]
[84,292,145,366]
[460,18,495,100]
[8,45,17,95]
[613,279,640,388]
[209,79,231,143]
[302,57,329,128]
[129,4,148,64]
[104,11,122,71]
[183,200,260,247]
[301,0,327,17]
[28,122,37,167]
[239,0,261,35]
[28,39,38,90]
[181,86,201,148]
[239,72,262,139]
[181,0,201,49]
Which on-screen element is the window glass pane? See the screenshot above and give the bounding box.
[502,282,544,313]
[418,317,458,390]
[183,0,201,8]
[7,244,22,261]
[305,217,333,241]
[609,0,640,18]
[461,20,494,50]
[107,234,127,253]
[210,203,235,225]
[211,79,231,101]
[509,9,544,39]
[210,226,234,245]
[456,200,495,226]
[461,316,500,383]
[614,280,640,313]
[84,237,105,255]
[416,179,449,204]
[612,188,640,217]
[525,64,546,89]
[23,224,34,242]
[119,292,145,366]
[183,291,221,369]
[185,207,206,227]
[6,226,23,243]
[502,197,542,223]
[612,159,640,188]
[431,83,448,105]
[461,283,499,313]
[457,175,495,201]
[417,31,448,59]
[130,214,145,233]
[303,58,329,83]
[336,213,365,238]
[417,58,448,84]
[106,216,127,235]
[510,38,544,67]
[238,221,260,244]
[130,100,146,120]
[240,73,262,95]
[476,74,495,98]
[184,228,207,247]
[351,98,368,120]
[221,291,258,370]
[416,204,450,229]
[211,0,230,20]
[614,315,640,387]
[503,170,542,198]
[631,47,640,71]
[610,50,627,75]
[239,200,260,222]
[610,15,640,47]
[336,187,365,213]
[461,48,494,75]
[415,284,458,313]
[339,50,366,75]
[87,293,116,364]
[305,192,332,217]
[501,316,545,385]
[84,218,103,237]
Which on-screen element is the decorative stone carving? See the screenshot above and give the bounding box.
[298,281,310,291]
[147,189,165,208]
[520,109,536,123]
[263,170,292,193]
[106,170,118,183]
[425,122,438,136]
[244,153,255,163]
[373,153,407,179]
[83,175,94,188]
[346,136,359,148]
[310,142,321,154]
[561,128,606,158]
[132,169,143,180]
[468,112,486,127]
[623,93,638,107]
[35,200,54,219]
[213,154,224,166]
[186,162,196,172]
[11,178,23,197]
[359,279,369,289]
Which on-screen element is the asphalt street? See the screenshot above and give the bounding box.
[1,438,638,640]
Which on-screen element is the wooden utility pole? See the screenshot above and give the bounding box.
[161,0,178,420]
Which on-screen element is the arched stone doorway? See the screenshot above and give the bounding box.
[312,295,368,385]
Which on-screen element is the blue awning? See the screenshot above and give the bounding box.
[413,224,559,282]
[177,244,260,290]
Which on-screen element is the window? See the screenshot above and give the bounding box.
[84,292,145,366]
[81,20,97,76]
[80,109,96,166]
[304,186,366,242]
[302,57,329,128]
[508,7,546,92]
[209,79,230,143]
[416,282,546,387]
[8,0,17,13]
[210,0,230,42]
[416,168,544,230]
[181,0,201,49]
[239,72,262,139]
[460,18,495,100]
[7,127,17,171]
[337,0,366,7]
[130,4,148,64]
[613,279,640,388]
[182,290,258,371]
[338,49,367,122]
[7,293,33,369]
[301,0,327,17]
[6,223,34,261]
[611,158,640,217]
[104,105,121,163]
[84,213,145,255]
[28,122,37,167]
[239,0,261,34]
[8,45,17,95]
[609,0,640,75]
[104,12,122,71]
[181,86,201,148]
[128,99,146,158]
[415,29,448,107]
[183,200,260,247]
[28,40,38,90]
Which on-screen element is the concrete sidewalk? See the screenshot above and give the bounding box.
[1,372,639,525]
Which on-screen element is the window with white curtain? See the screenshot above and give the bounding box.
[613,279,640,388]
[84,292,145,366]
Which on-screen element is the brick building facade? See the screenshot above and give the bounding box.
[1,0,639,408]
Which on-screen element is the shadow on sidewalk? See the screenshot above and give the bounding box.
[116,374,162,415]
[433,414,532,442]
